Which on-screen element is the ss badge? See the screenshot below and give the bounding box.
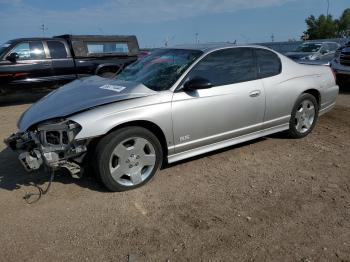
[179,135,190,142]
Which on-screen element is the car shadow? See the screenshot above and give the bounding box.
[0,147,108,193]
[1,137,271,193]
[0,91,49,107]
[1,132,294,193]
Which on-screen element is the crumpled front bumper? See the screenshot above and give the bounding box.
[5,132,44,171]
[4,120,89,177]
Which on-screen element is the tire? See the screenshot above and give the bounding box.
[287,93,319,139]
[94,126,163,192]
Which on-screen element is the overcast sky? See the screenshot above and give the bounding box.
[0,0,348,47]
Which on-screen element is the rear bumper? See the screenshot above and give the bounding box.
[319,83,339,116]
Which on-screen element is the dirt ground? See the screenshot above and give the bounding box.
[0,92,349,262]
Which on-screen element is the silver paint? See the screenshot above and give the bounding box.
[18,75,157,131]
[16,44,339,165]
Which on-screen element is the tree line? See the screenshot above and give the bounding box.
[303,8,350,40]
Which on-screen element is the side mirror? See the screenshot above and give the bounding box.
[7,52,19,62]
[183,77,213,91]
[320,49,329,55]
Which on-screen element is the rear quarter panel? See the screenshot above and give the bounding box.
[262,55,337,128]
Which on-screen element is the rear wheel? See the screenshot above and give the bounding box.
[94,127,163,192]
[287,93,319,138]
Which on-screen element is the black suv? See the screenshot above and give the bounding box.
[0,35,139,96]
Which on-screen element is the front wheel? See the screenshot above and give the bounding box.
[287,93,319,139]
[94,127,163,192]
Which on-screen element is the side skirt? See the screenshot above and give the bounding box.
[319,102,335,116]
[167,123,289,164]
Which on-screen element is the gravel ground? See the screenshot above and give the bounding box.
[0,92,349,262]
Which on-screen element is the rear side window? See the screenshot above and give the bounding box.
[86,42,129,54]
[187,48,257,86]
[328,43,339,52]
[47,41,68,59]
[255,49,281,78]
[11,41,45,60]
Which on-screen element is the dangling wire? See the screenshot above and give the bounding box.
[23,169,55,204]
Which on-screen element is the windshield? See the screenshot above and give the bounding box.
[116,48,203,91]
[295,43,322,53]
[0,42,11,56]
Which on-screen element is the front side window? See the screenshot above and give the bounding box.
[256,49,281,78]
[116,48,203,91]
[47,41,68,59]
[11,41,45,60]
[186,48,257,86]
[87,42,129,54]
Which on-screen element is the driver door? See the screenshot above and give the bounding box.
[171,48,265,154]
[2,41,53,92]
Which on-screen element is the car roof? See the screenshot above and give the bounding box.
[168,43,271,54]
[6,37,64,43]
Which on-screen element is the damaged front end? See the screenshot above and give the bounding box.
[5,119,88,178]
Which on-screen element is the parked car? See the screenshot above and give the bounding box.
[331,41,350,87]
[257,41,301,55]
[0,35,139,96]
[5,44,338,191]
[285,41,340,65]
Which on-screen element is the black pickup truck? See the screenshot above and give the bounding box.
[0,35,139,96]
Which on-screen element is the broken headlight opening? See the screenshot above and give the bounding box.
[5,119,88,179]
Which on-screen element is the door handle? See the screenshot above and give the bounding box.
[249,90,261,97]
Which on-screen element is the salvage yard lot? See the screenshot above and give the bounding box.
[0,93,349,262]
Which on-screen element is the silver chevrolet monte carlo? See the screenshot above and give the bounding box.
[5,44,338,191]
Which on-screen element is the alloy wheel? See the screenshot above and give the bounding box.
[109,137,156,186]
[294,99,316,134]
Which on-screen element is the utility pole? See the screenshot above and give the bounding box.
[195,33,199,44]
[326,0,330,17]
[271,34,275,42]
[164,35,175,47]
[40,23,48,36]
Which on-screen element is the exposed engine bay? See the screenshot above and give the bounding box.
[4,119,88,178]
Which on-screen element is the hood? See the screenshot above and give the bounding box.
[18,75,157,131]
[285,52,315,60]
